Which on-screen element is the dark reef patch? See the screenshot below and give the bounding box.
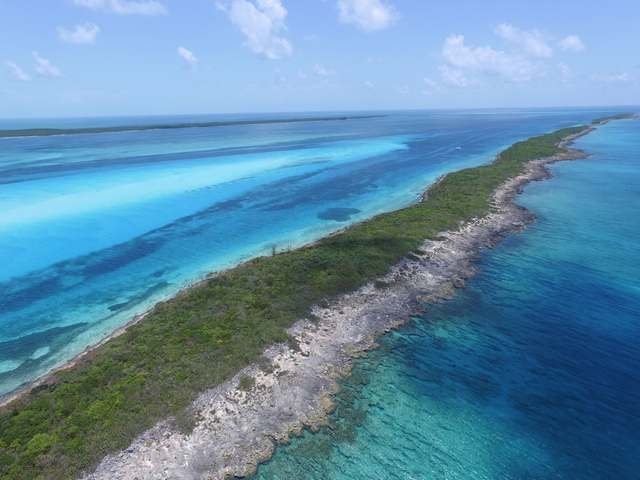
[317,207,361,222]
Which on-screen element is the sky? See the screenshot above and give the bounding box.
[1,0,639,118]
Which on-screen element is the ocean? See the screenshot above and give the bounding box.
[252,118,640,479]
[0,108,626,399]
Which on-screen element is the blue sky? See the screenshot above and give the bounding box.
[1,0,638,117]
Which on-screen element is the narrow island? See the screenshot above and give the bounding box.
[0,115,632,479]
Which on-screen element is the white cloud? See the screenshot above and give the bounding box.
[364,80,374,88]
[217,0,292,59]
[313,63,335,76]
[337,0,396,32]
[57,23,101,44]
[5,61,31,81]
[72,0,167,15]
[559,35,585,52]
[441,34,539,83]
[494,23,552,58]
[33,52,62,78]
[177,46,198,68]
[438,65,469,87]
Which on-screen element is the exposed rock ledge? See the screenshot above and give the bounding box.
[83,134,590,480]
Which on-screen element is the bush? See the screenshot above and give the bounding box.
[238,375,255,392]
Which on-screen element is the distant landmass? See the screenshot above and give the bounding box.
[0,114,382,138]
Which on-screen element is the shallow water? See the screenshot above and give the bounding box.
[0,108,621,397]
[253,118,640,479]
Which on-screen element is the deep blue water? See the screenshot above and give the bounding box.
[253,118,640,480]
[0,108,624,397]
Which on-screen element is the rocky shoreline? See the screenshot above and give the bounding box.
[82,131,591,480]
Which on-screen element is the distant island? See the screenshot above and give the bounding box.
[591,113,637,124]
[0,114,382,138]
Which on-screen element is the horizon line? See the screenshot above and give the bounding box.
[1,104,639,123]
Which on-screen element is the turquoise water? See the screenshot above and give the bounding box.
[253,119,640,480]
[0,108,624,397]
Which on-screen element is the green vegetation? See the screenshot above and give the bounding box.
[238,375,256,392]
[0,125,589,479]
[591,113,635,125]
[0,114,381,138]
